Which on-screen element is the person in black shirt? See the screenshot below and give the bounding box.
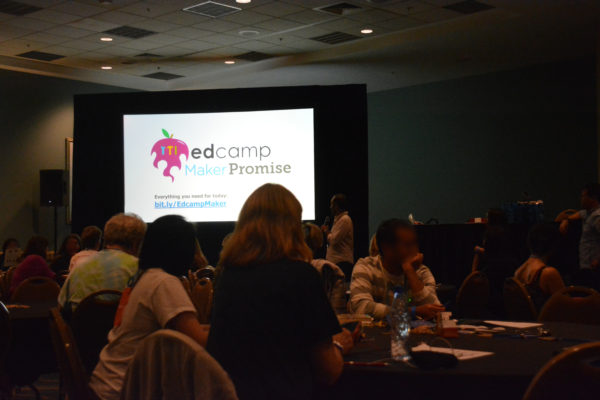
[208,183,354,400]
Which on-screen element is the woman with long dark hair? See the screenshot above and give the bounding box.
[90,215,209,400]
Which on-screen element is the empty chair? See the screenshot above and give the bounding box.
[71,290,122,374]
[10,277,60,304]
[48,307,99,400]
[191,278,213,324]
[455,271,490,318]
[538,286,600,325]
[522,341,600,400]
[504,277,537,321]
[120,329,237,400]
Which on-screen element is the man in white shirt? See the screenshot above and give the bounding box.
[68,225,102,272]
[350,218,444,320]
[322,194,354,279]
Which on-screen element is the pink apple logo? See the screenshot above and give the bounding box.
[151,129,190,182]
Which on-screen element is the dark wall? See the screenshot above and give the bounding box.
[72,85,369,263]
[0,68,130,249]
[368,57,597,233]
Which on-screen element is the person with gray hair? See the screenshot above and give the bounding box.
[59,213,147,311]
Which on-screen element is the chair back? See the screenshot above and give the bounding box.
[120,329,238,400]
[191,278,213,324]
[48,308,98,400]
[0,267,15,302]
[0,302,10,372]
[523,341,600,400]
[71,290,121,373]
[11,277,60,304]
[538,286,600,325]
[504,277,537,321]
[455,271,490,318]
[195,266,216,281]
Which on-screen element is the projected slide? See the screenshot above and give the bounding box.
[123,109,315,222]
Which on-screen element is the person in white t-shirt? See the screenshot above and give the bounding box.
[68,225,103,272]
[90,215,209,400]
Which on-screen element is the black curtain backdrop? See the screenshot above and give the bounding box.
[72,84,368,264]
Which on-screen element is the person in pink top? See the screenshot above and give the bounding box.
[10,254,56,296]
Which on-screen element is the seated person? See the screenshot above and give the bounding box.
[58,213,146,312]
[514,223,565,312]
[69,226,102,272]
[90,215,208,400]
[50,234,81,274]
[10,254,55,296]
[17,235,49,263]
[208,184,354,400]
[349,219,444,320]
[304,222,346,313]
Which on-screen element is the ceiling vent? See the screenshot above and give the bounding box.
[444,0,494,14]
[235,51,273,62]
[135,52,163,58]
[315,2,362,16]
[17,50,64,61]
[183,1,241,18]
[143,72,184,80]
[103,26,156,39]
[311,31,361,45]
[0,0,42,16]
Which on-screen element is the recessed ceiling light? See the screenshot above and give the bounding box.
[101,65,112,70]
[239,30,260,37]
[361,28,373,34]
[236,0,251,3]
[224,60,235,64]
[100,37,113,42]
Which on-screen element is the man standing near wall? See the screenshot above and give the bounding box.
[322,194,354,280]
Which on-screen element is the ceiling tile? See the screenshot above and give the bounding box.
[254,17,304,32]
[347,9,403,23]
[27,8,81,24]
[0,38,47,52]
[202,46,247,57]
[174,39,217,52]
[287,25,331,39]
[156,10,210,26]
[61,38,109,51]
[385,1,436,15]
[168,26,213,39]
[50,2,106,17]
[202,33,245,46]
[317,18,364,32]
[68,18,120,32]
[250,2,305,17]
[412,7,463,23]
[142,33,184,45]
[375,16,422,31]
[46,25,96,38]
[234,40,277,51]
[19,31,70,45]
[145,45,194,57]
[0,25,34,40]
[119,38,164,51]
[94,45,142,57]
[129,18,181,32]
[284,10,332,24]
[193,19,243,33]
[119,2,182,18]
[41,44,84,56]
[3,16,57,31]
[221,10,273,25]
[94,10,147,26]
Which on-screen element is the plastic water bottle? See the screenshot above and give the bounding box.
[388,287,411,362]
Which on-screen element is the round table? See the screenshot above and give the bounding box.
[317,322,600,400]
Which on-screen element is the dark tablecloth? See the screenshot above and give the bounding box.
[317,322,600,400]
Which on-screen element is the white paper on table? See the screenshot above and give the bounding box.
[411,343,494,361]
[483,320,542,329]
